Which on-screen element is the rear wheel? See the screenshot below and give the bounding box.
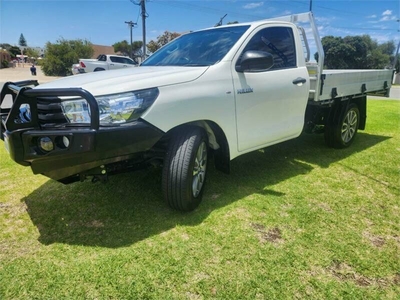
[325,103,360,148]
[162,126,208,211]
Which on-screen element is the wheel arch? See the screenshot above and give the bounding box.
[165,120,231,174]
[351,95,366,130]
[325,95,366,129]
[324,96,362,148]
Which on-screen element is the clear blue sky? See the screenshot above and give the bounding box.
[1,0,399,49]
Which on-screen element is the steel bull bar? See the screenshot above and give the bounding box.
[0,80,164,182]
[1,80,99,167]
[1,80,99,138]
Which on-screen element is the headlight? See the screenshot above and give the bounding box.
[61,88,159,125]
[61,99,90,123]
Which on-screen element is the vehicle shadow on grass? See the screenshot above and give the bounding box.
[22,132,390,248]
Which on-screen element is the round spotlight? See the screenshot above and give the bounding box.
[55,136,70,149]
[62,136,70,148]
[39,137,54,152]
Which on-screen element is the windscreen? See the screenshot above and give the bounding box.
[142,26,250,67]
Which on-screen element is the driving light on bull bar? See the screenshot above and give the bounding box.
[55,135,70,149]
[60,88,159,125]
[39,137,54,152]
[62,136,70,148]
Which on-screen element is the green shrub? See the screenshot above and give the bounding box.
[41,38,93,76]
[1,60,9,68]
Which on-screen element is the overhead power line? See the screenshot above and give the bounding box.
[291,0,365,17]
[333,26,398,32]
[151,0,261,20]
[150,0,399,37]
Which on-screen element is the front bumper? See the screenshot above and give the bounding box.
[1,81,163,181]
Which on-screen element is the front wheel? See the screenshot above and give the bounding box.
[162,126,208,211]
[325,103,360,148]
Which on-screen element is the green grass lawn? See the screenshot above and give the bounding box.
[1,99,399,299]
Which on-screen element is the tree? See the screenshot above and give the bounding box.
[113,40,130,56]
[7,46,21,59]
[19,34,27,47]
[316,34,395,70]
[25,48,41,61]
[343,36,368,69]
[41,38,93,76]
[378,41,395,56]
[113,40,143,60]
[131,41,143,58]
[0,43,12,50]
[147,31,181,53]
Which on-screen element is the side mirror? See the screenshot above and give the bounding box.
[235,50,274,73]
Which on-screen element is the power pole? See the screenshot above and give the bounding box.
[140,0,147,60]
[130,0,148,61]
[125,21,136,59]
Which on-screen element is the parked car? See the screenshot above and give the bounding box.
[78,54,137,73]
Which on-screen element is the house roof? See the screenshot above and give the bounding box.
[91,44,121,58]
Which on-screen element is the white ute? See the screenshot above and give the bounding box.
[78,54,137,73]
[0,13,394,211]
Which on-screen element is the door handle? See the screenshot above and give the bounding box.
[292,77,306,85]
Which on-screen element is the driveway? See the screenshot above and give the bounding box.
[0,64,60,84]
[0,65,61,108]
[370,85,399,100]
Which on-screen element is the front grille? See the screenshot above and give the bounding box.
[37,97,68,128]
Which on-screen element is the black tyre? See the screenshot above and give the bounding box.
[162,126,208,211]
[325,103,360,148]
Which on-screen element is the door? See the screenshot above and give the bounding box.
[232,25,310,152]
[109,56,137,70]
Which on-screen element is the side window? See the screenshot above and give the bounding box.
[98,55,106,61]
[242,26,296,70]
[121,57,132,64]
[110,56,118,63]
[113,57,131,64]
[125,58,136,65]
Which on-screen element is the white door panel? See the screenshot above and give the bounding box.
[232,25,309,152]
[234,67,309,151]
